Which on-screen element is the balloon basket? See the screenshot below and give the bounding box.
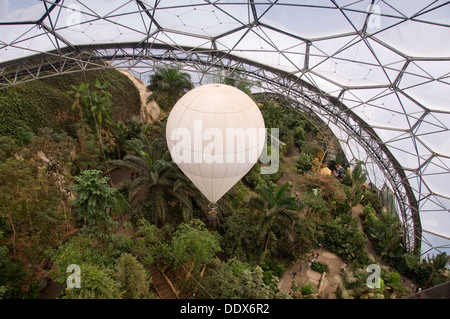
[207,203,218,222]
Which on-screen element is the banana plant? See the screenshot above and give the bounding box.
[67,82,90,121]
[347,161,367,208]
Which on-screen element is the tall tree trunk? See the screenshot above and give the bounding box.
[264,232,270,252]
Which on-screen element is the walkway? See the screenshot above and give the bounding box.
[351,204,418,294]
[278,206,418,298]
[148,265,177,299]
[278,248,343,299]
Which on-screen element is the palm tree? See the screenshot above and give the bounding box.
[112,135,208,225]
[220,70,253,96]
[248,181,299,253]
[425,253,450,288]
[67,80,114,132]
[338,267,385,299]
[146,68,193,110]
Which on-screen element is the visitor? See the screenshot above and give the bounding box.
[337,165,343,178]
[299,264,303,272]
[292,271,297,279]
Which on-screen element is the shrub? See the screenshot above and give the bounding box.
[311,261,329,274]
[296,152,313,174]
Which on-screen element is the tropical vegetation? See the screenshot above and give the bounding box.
[0,67,448,300]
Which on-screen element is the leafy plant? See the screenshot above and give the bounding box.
[296,152,313,174]
[172,219,221,275]
[248,181,300,253]
[72,169,118,234]
[146,68,193,110]
[347,161,367,208]
[113,253,152,299]
[311,261,329,274]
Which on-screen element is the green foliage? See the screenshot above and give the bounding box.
[259,258,286,282]
[301,141,322,158]
[172,219,221,273]
[72,169,118,230]
[49,234,106,282]
[146,68,193,110]
[273,218,320,262]
[229,181,250,210]
[113,135,209,226]
[320,215,368,264]
[362,204,406,261]
[0,156,66,271]
[291,281,316,298]
[62,263,123,299]
[360,189,383,213]
[311,261,329,274]
[113,253,151,299]
[221,210,260,261]
[67,80,115,133]
[261,100,284,129]
[248,181,300,253]
[198,258,288,299]
[50,233,157,300]
[0,136,18,159]
[218,71,254,97]
[425,253,450,288]
[197,259,241,299]
[0,69,140,140]
[244,164,263,188]
[338,265,412,299]
[297,172,347,217]
[132,219,172,268]
[293,125,307,148]
[3,68,432,300]
[296,152,313,174]
[0,232,27,298]
[236,266,280,299]
[360,203,441,287]
[279,125,295,155]
[347,161,367,207]
[0,82,73,140]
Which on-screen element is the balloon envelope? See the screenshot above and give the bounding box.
[166,83,266,203]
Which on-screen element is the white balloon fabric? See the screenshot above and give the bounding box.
[166,83,266,204]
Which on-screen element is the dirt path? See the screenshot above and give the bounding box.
[277,146,344,298]
[278,247,343,298]
[351,204,389,267]
[351,204,418,293]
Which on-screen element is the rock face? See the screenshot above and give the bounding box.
[117,69,161,124]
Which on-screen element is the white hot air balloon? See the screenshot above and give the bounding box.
[166,83,266,216]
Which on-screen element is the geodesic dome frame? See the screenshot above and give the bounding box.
[1,0,449,255]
